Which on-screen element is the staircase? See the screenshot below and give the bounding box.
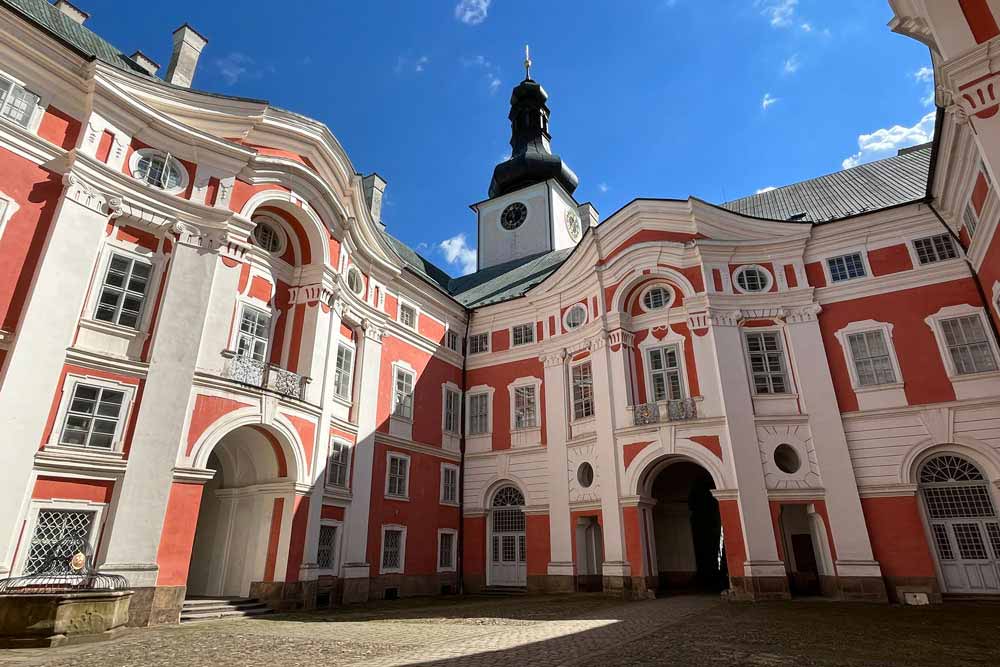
[481,586,528,597]
[180,597,273,622]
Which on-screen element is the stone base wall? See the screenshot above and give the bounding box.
[728,575,791,601]
[250,580,318,611]
[341,576,371,604]
[127,585,185,627]
[463,573,485,594]
[366,572,460,601]
[603,575,650,600]
[835,576,888,602]
[883,576,942,604]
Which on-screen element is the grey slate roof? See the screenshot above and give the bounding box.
[448,249,573,308]
[720,144,931,223]
[2,0,147,74]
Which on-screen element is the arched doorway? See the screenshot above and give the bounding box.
[646,460,727,593]
[187,425,293,598]
[488,486,526,587]
[919,453,1000,594]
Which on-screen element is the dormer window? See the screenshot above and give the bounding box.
[131,149,188,193]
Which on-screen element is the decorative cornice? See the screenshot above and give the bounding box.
[705,307,742,327]
[361,317,386,342]
[540,350,566,368]
[62,171,116,216]
[607,328,635,350]
[785,303,822,324]
[172,466,216,483]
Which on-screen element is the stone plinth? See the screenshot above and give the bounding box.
[0,590,133,647]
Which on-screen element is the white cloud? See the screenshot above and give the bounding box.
[439,233,478,276]
[914,66,933,83]
[395,55,430,74]
[761,92,779,110]
[914,66,935,107]
[841,111,935,169]
[215,52,255,85]
[800,22,812,32]
[415,56,429,73]
[462,55,502,94]
[783,54,800,75]
[756,186,777,194]
[758,0,797,28]
[455,0,490,25]
[598,182,609,193]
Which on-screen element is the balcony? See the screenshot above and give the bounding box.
[223,355,309,400]
[631,398,698,426]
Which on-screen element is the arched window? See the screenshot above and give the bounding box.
[492,486,525,507]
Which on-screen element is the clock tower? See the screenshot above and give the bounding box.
[473,50,595,271]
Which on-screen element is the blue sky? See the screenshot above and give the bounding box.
[81,0,934,276]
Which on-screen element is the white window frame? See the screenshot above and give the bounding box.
[742,327,794,395]
[249,214,288,256]
[379,523,407,574]
[732,264,773,294]
[442,383,462,435]
[821,249,870,285]
[570,359,596,422]
[437,528,458,573]
[13,498,107,576]
[563,304,589,331]
[925,305,1000,381]
[326,438,351,489]
[0,70,42,132]
[48,374,137,453]
[440,463,460,506]
[909,233,960,266]
[84,243,162,335]
[507,376,542,431]
[92,251,154,330]
[639,284,674,312]
[468,332,490,354]
[235,304,273,363]
[465,386,494,436]
[0,190,20,244]
[346,265,365,297]
[445,329,460,352]
[333,341,356,404]
[643,343,687,403]
[511,322,535,347]
[832,320,907,410]
[963,200,979,238]
[385,451,411,500]
[993,282,1000,320]
[128,148,189,195]
[397,299,419,330]
[316,519,343,574]
[391,363,416,421]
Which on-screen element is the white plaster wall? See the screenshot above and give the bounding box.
[477,182,550,270]
[463,449,550,512]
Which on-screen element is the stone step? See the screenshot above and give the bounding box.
[180,597,272,622]
[481,586,529,596]
[182,596,259,608]
[180,606,273,623]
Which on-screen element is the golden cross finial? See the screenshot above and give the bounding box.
[524,44,532,79]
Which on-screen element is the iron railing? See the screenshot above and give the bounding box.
[632,398,698,426]
[223,355,309,400]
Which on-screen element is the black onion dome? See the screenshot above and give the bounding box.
[489,77,578,198]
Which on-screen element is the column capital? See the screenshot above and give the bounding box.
[540,350,566,368]
[607,328,634,350]
[705,307,742,327]
[361,317,386,342]
[62,171,116,216]
[785,303,822,324]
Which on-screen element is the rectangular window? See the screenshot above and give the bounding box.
[94,254,151,329]
[60,383,126,449]
[237,307,271,362]
[327,440,350,488]
[387,454,409,498]
[446,330,460,352]
[964,202,979,237]
[941,315,998,375]
[744,331,789,394]
[647,346,684,402]
[468,393,489,435]
[572,362,595,420]
[913,233,958,265]
[399,303,417,329]
[439,531,455,569]
[444,388,461,434]
[317,524,337,570]
[511,323,534,346]
[392,368,415,419]
[441,465,458,504]
[381,528,403,571]
[333,344,354,401]
[469,333,489,354]
[847,330,897,387]
[0,75,39,128]
[827,252,867,283]
[513,385,538,429]
[24,509,94,575]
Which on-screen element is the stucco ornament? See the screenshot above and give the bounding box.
[567,444,600,502]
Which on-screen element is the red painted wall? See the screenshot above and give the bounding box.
[32,476,114,503]
[860,496,936,578]
[155,482,204,586]
[869,244,913,276]
[465,356,546,450]
[718,499,746,577]
[37,107,81,150]
[526,514,550,576]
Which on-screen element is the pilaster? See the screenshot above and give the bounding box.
[540,350,573,580]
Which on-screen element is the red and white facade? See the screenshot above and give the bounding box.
[2,0,1000,625]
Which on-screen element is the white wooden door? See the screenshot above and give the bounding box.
[489,487,526,587]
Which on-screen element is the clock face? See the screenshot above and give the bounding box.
[500,202,528,230]
[565,210,582,241]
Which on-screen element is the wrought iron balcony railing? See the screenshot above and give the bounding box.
[223,355,309,400]
[631,398,698,426]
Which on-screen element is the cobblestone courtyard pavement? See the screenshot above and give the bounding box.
[2,594,1000,667]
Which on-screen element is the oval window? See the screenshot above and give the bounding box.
[252,220,283,253]
[641,286,672,311]
[133,150,187,191]
[734,266,771,293]
[773,444,801,474]
[565,304,587,330]
[347,266,364,296]
[577,462,594,488]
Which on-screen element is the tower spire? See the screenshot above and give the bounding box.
[524,44,532,80]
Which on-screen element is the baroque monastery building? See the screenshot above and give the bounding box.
[1,0,1000,625]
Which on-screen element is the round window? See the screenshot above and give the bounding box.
[347,266,364,296]
[641,286,672,311]
[734,266,771,293]
[133,150,187,191]
[565,304,587,330]
[500,202,528,230]
[577,462,594,488]
[773,444,801,474]
[252,220,283,253]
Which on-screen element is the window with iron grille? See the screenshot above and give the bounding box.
[317,524,337,570]
[237,307,271,362]
[744,331,789,394]
[468,393,489,434]
[940,315,998,375]
[60,383,126,449]
[512,323,534,346]
[94,254,152,329]
[334,344,354,401]
[327,440,350,488]
[392,367,415,419]
[827,252,867,283]
[439,532,455,569]
[648,346,684,401]
[399,303,417,329]
[444,388,461,434]
[572,362,595,420]
[513,385,537,429]
[381,527,404,571]
[642,286,671,311]
[24,509,94,575]
[913,233,958,265]
[0,75,39,128]
[441,465,458,504]
[847,330,896,386]
[469,332,489,354]
[446,330,460,352]
[387,454,409,498]
[963,202,979,237]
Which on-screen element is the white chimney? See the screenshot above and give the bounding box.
[165,23,208,89]
[362,173,387,227]
[130,50,160,77]
[55,0,89,24]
